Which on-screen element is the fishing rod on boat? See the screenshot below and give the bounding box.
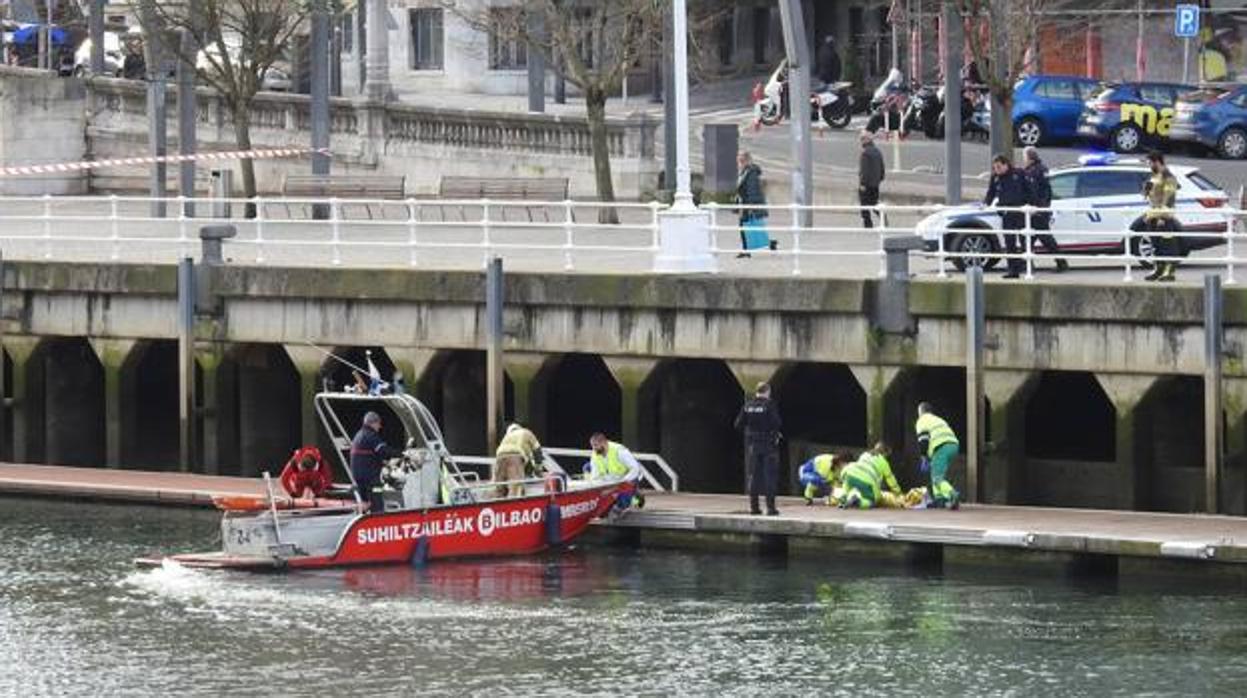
[301,341,390,392]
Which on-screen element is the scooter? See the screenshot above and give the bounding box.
[753,59,854,129]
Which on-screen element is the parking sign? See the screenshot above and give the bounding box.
[1175,4,1200,38]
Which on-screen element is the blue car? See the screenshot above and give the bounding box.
[1012,75,1103,147]
[1169,84,1247,159]
[1076,82,1195,153]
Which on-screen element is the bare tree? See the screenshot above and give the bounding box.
[959,0,1087,153]
[135,1,314,203]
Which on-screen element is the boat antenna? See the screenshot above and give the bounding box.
[301,341,372,378]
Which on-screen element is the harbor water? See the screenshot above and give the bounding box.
[2,497,1246,697]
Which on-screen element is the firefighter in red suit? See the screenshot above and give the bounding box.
[279,446,334,499]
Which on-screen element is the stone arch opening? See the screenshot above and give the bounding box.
[1025,371,1115,462]
[651,359,742,493]
[775,363,867,450]
[43,337,105,467]
[234,344,302,476]
[546,354,621,450]
[131,341,180,469]
[1138,376,1204,513]
[904,367,968,489]
[429,351,514,457]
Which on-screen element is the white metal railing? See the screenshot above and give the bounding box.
[0,194,1244,282]
[454,449,677,492]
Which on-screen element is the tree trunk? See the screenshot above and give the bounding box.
[992,90,1014,158]
[584,87,619,224]
[231,103,259,218]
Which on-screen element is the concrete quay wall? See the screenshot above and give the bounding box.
[2,261,1245,516]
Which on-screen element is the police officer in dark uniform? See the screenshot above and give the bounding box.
[734,382,783,516]
[350,411,402,512]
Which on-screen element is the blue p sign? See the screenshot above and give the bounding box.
[1175,4,1200,38]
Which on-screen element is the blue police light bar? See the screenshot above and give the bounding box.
[1078,152,1119,166]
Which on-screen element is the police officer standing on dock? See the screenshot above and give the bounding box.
[734,382,782,516]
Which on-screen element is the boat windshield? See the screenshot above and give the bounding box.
[313,392,450,477]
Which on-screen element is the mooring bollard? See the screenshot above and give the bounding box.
[199,224,237,266]
[874,235,925,335]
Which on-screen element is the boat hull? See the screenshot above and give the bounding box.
[144,480,632,571]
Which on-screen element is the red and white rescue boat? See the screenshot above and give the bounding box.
[137,391,635,571]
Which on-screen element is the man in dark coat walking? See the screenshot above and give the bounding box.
[858,132,885,228]
[1022,147,1067,272]
[734,382,782,516]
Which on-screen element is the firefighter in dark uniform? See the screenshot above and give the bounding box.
[734,382,783,516]
[350,411,402,512]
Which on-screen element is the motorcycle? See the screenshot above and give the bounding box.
[865,68,915,133]
[903,83,942,138]
[932,84,991,141]
[753,59,854,129]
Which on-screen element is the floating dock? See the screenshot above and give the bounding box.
[4,463,1246,579]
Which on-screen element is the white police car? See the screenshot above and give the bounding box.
[915,154,1231,270]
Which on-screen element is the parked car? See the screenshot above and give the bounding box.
[1077,82,1195,153]
[1169,84,1247,159]
[1012,75,1104,146]
[72,32,124,77]
[915,154,1231,270]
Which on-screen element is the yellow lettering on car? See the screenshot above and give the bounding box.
[1119,103,1176,136]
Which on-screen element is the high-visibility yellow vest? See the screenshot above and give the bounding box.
[812,454,837,482]
[590,441,630,478]
[859,452,901,495]
[915,413,959,457]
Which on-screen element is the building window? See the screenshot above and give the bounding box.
[717,13,735,67]
[574,8,596,69]
[409,8,444,71]
[342,13,354,54]
[751,8,769,65]
[489,8,527,70]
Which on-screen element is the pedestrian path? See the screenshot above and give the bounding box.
[3,462,1245,568]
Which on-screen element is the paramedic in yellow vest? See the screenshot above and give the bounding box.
[495,423,543,498]
[588,432,646,509]
[799,453,841,504]
[836,456,882,509]
[915,402,960,508]
[859,442,906,508]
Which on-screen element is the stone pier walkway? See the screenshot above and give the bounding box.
[3,462,1246,565]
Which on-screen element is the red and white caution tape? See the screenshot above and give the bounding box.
[0,147,331,178]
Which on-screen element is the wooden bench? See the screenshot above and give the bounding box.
[435,176,571,223]
[279,174,407,220]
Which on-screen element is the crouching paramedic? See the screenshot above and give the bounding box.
[587,432,646,509]
[495,423,544,498]
[915,402,961,508]
[279,446,334,499]
[837,456,882,509]
[858,442,907,508]
[799,453,841,505]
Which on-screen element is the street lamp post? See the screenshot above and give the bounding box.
[671,0,693,209]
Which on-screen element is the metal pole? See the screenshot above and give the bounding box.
[0,251,6,462]
[485,258,504,450]
[527,13,545,113]
[365,0,390,101]
[965,265,985,503]
[41,0,52,70]
[311,0,331,220]
[671,0,694,209]
[331,22,344,97]
[355,0,366,92]
[177,258,197,472]
[89,0,106,75]
[779,0,813,227]
[662,10,675,194]
[943,2,962,205]
[1182,37,1191,85]
[148,78,169,218]
[177,29,197,218]
[1204,274,1223,514]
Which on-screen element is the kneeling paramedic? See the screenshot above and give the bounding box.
[799,453,841,504]
[586,432,646,510]
[858,442,907,509]
[915,402,961,508]
[837,456,883,509]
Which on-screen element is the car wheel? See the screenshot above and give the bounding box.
[1129,232,1156,270]
[1218,127,1247,159]
[1015,117,1043,147]
[949,231,1001,271]
[1112,123,1143,153]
